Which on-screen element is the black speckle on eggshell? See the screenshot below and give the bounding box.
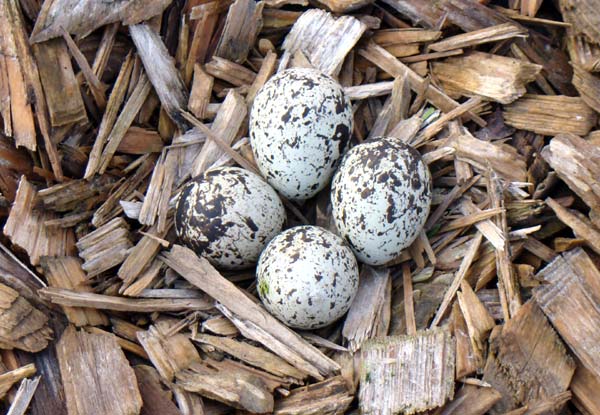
[175,167,285,270]
[249,68,353,201]
[331,138,432,266]
[256,225,359,330]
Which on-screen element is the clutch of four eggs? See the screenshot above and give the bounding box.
[175,68,432,329]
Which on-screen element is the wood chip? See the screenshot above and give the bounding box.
[503,94,597,136]
[129,24,188,129]
[134,365,181,415]
[534,248,600,379]
[57,326,142,415]
[40,256,108,327]
[429,23,527,52]
[432,51,541,104]
[214,0,263,64]
[483,300,575,412]
[30,0,172,43]
[0,364,36,399]
[359,329,455,414]
[274,376,353,414]
[3,176,75,266]
[281,9,367,76]
[342,266,391,352]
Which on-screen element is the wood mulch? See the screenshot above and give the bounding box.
[1,0,600,414]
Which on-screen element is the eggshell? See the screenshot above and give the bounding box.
[256,225,359,329]
[250,68,353,200]
[331,138,432,265]
[175,167,285,270]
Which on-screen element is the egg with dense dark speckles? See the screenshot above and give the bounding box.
[331,138,432,266]
[175,167,285,270]
[250,68,353,200]
[257,225,359,329]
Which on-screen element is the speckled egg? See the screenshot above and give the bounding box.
[250,68,353,200]
[175,167,285,270]
[331,138,432,266]
[256,226,359,329]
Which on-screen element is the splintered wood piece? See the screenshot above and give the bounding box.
[457,280,495,369]
[191,90,247,177]
[37,176,114,213]
[134,366,180,415]
[488,171,522,318]
[545,198,600,255]
[571,364,600,415]
[30,0,171,43]
[85,52,134,178]
[432,232,483,327]
[177,368,274,413]
[379,0,444,28]
[458,200,506,251]
[534,248,600,379]
[192,333,306,381]
[205,56,257,86]
[273,376,353,414]
[247,50,278,105]
[503,94,597,136]
[138,150,177,230]
[559,0,600,44]
[452,302,478,379]
[344,81,394,100]
[359,329,455,415]
[359,42,486,126]
[40,256,108,327]
[159,245,340,379]
[97,75,152,174]
[542,134,600,213]
[4,176,74,266]
[118,224,168,289]
[3,0,62,179]
[572,65,600,112]
[75,217,132,277]
[0,1,36,150]
[373,28,441,45]
[442,0,512,31]
[188,64,213,119]
[92,154,158,228]
[431,52,541,104]
[57,326,142,415]
[214,0,263,63]
[137,322,202,381]
[452,131,527,182]
[281,9,367,76]
[483,300,575,413]
[440,384,502,415]
[5,376,41,415]
[129,24,188,129]
[39,287,212,312]
[343,266,391,352]
[0,364,36,399]
[428,23,527,52]
[117,127,164,154]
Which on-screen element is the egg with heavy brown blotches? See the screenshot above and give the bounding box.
[331,138,432,266]
[175,167,285,270]
[250,68,353,201]
[256,226,359,330]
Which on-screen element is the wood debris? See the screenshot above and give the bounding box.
[30,0,172,43]
[342,266,391,352]
[503,94,597,136]
[75,217,132,277]
[3,177,74,266]
[57,326,142,415]
[359,329,455,414]
[2,1,600,413]
[432,52,541,104]
[534,248,600,379]
[281,9,367,76]
[483,300,575,412]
